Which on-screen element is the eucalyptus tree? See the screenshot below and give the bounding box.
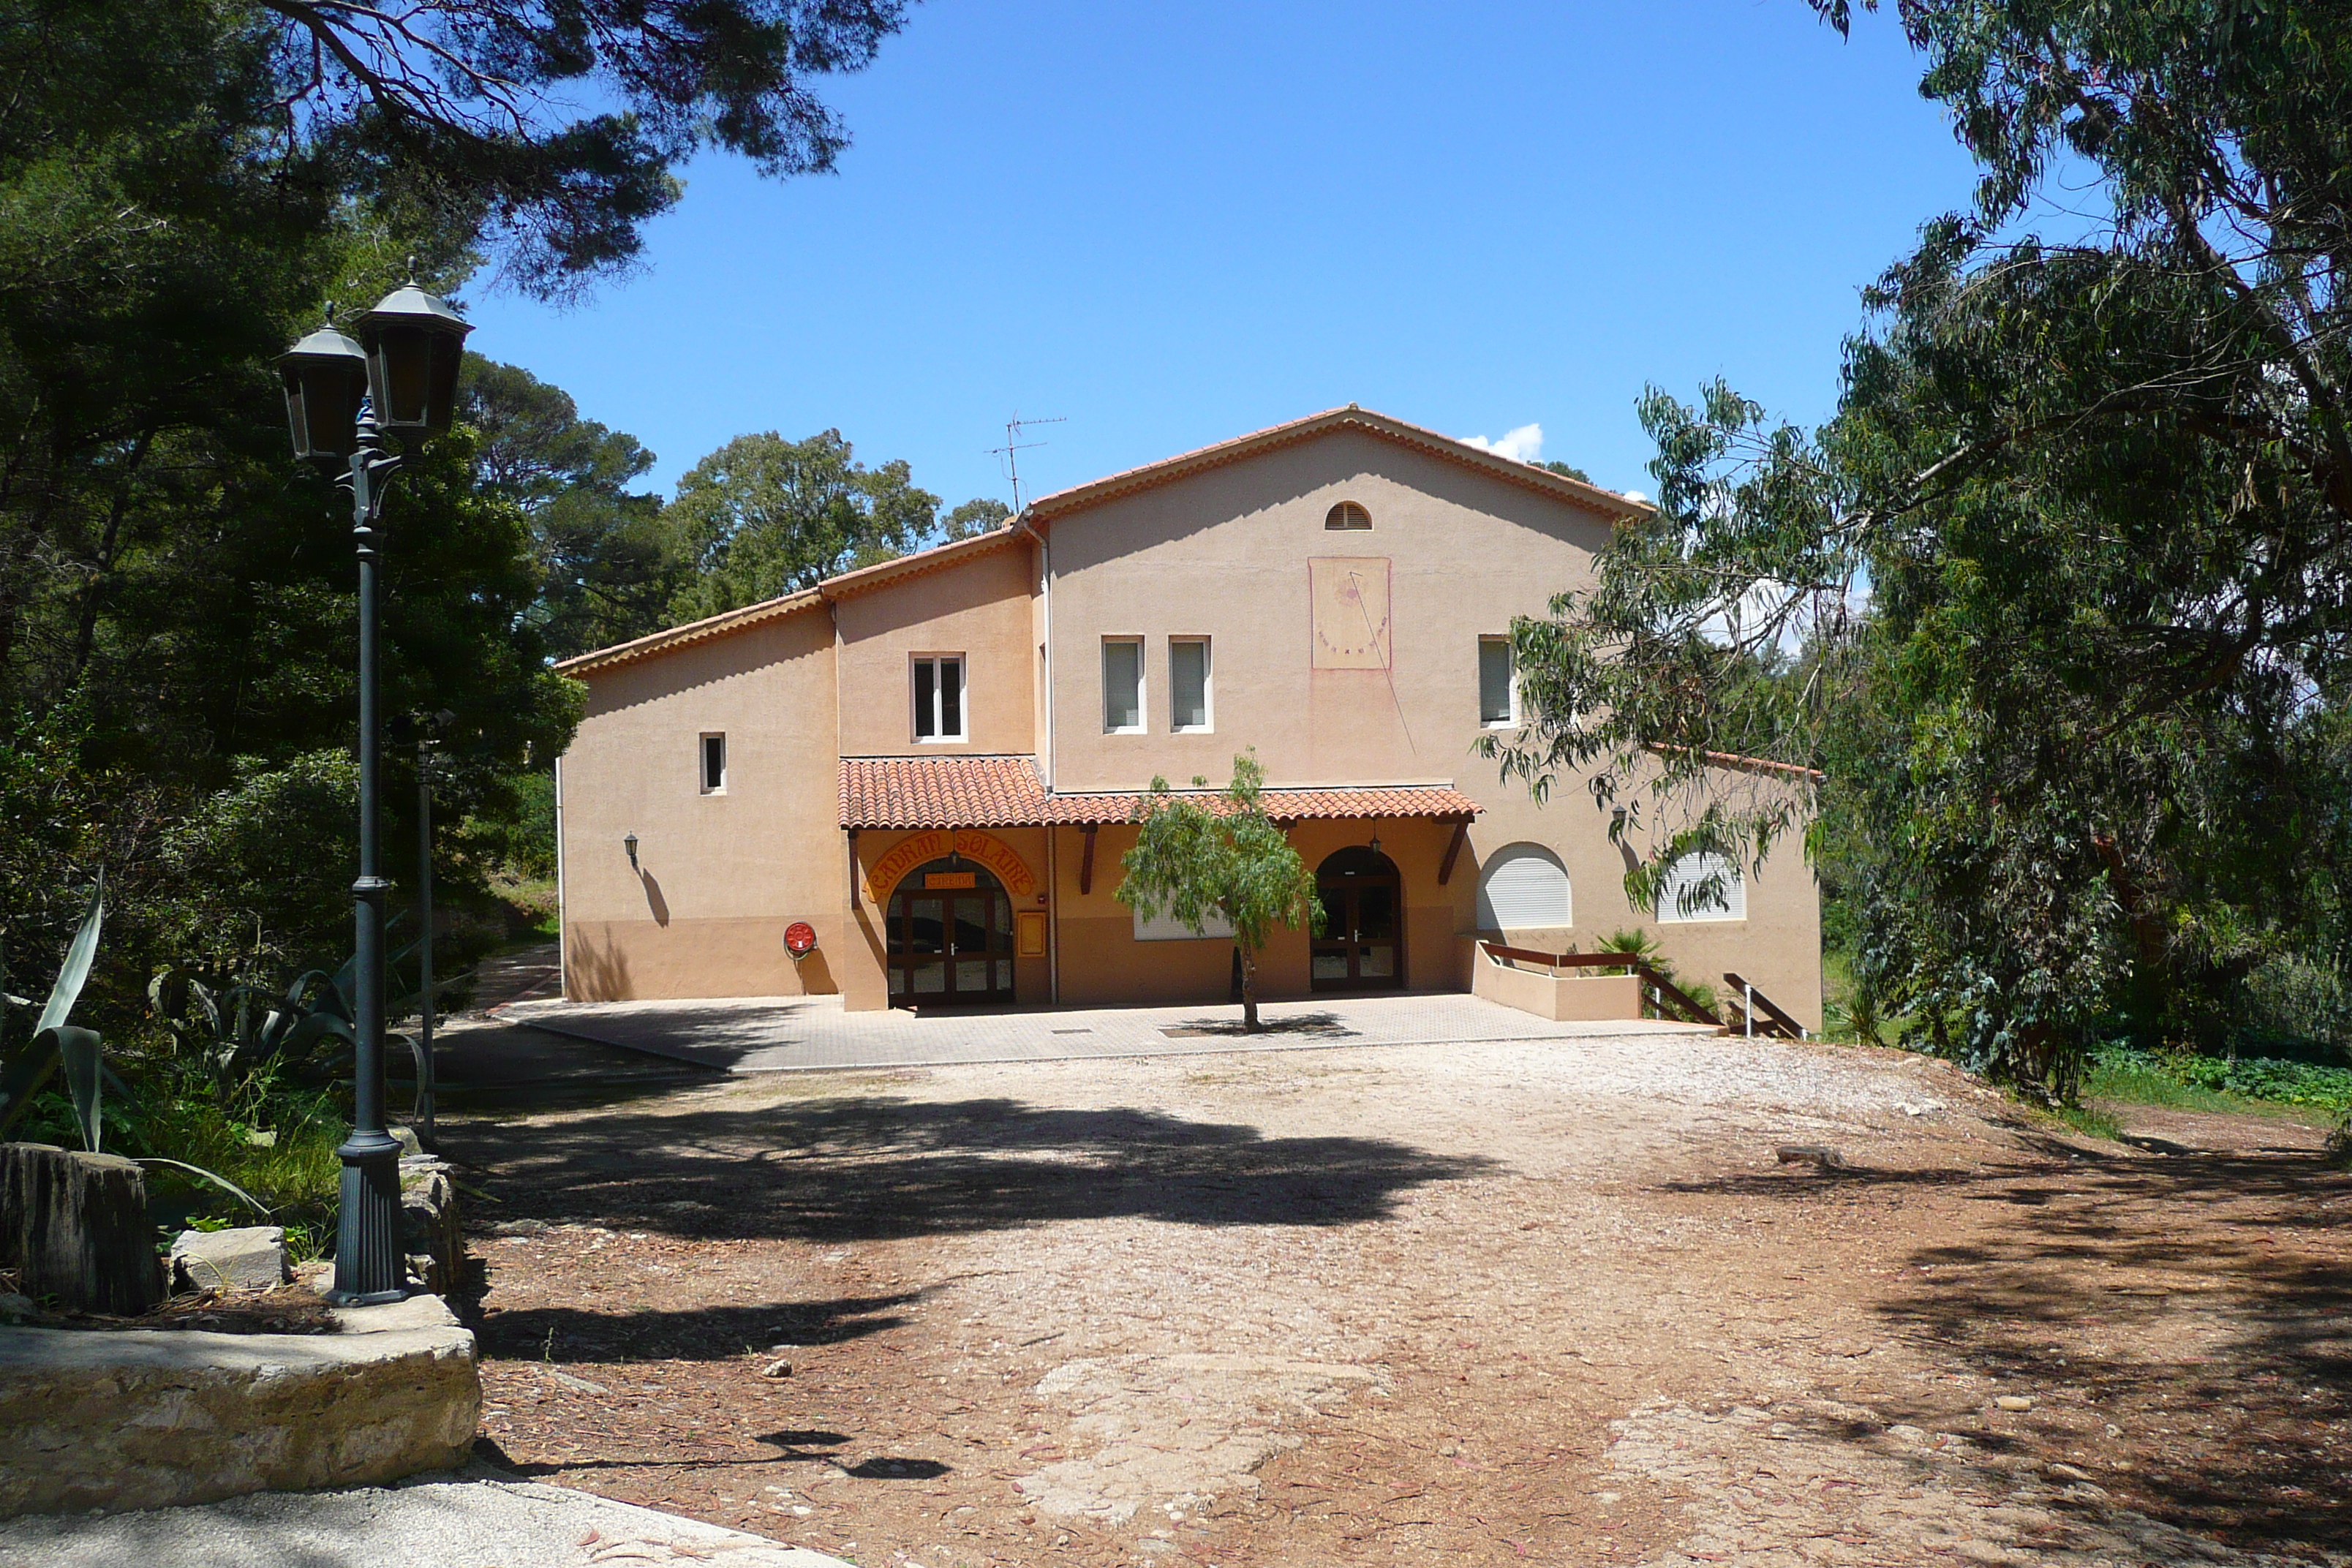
[1493,0,2352,1096]
[1118,753,1324,1034]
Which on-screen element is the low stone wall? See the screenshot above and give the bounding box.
[1471,950,1646,1022]
[0,1294,480,1516]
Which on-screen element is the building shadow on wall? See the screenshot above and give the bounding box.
[443,1094,1498,1243]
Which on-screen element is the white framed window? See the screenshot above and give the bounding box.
[1103,637,1145,733]
[1479,636,1515,726]
[699,732,727,795]
[1170,637,1212,732]
[912,655,965,742]
[1656,852,1746,922]
[1476,843,1571,929]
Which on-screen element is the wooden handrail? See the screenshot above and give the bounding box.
[1478,941,1724,1028]
[1722,971,1805,1039]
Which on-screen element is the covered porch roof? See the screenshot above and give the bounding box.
[839,755,1482,831]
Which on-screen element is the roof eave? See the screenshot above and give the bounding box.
[1025,406,1652,526]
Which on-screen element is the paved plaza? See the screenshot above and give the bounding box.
[484,989,1715,1074]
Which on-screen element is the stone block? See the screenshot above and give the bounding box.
[0,1303,479,1516]
[397,1158,466,1298]
[169,1227,289,1293]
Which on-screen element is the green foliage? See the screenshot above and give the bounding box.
[2051,1101,2122,1142]
[1495,1,2352,1101]
[1117,752,1324,1031]
[243,0,914,293]
[1593,927,1719,1017]
[2089,1044,2352,1116]
[461,356,679,660]
[458,769,559,883]
[0,875,106,1145]
[942,499,1012,541]
[664,430,943,619]
[119,1067,340,1237]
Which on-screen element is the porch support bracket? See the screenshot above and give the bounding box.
[1436,818,1470,885]
[1078,824,1097,894]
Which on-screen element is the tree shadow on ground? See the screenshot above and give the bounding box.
[1161,1011,1353,1039]
[445,1095,1499,1245]
[477,1290,919,1365]
[1665,1143,2352,1554]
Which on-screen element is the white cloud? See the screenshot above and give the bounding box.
[1622,489,1648,503]
[1460,421,1544,463]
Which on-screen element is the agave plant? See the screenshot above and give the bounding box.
[0,874,108,1150]
[151,920,436,1120]
[1,873,267,1216]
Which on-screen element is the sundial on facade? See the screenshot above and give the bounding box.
[1309,556,1392,670]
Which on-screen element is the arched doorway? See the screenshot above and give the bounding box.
[1311,845,1404,991]
[886,857,1017,1006]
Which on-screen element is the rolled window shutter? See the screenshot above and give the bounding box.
[1477,845,1572,929]
[1657,853,1744,921]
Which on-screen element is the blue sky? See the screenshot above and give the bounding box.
[464,1,1982,510]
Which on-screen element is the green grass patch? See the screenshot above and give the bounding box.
[124,1075,346,1255]
[2051,1100,2122,1141]
[2086,1046,2351,1123]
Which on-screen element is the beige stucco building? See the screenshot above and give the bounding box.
[551,407,1823,1025]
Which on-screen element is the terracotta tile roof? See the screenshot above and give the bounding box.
[554,527,1025,677]
[840,755,1483,830]
[840,755,1052,830]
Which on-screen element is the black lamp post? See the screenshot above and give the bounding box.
[278,275,471,1305]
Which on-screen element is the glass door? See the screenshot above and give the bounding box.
[1310,878,1404,990]
[889,893,949,1000]
[947,892,1016,1001]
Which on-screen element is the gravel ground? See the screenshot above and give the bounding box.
[439,1028,2352,1567]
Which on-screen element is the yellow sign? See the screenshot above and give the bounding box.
[864,829,1039,906]
[924,872,977,889]
[1309,556,1391,670]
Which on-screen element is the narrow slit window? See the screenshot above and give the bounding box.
[1479,637,1515,725]
[912,655,966,742]
[1103,638,1144,733]
[700,732,727,794]
[1171,638,1211,731]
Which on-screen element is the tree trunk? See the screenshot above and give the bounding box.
[0,1142,162,1314]
[1240,945,1261,1033]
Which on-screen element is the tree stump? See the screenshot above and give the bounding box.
[0,1142,162,1315]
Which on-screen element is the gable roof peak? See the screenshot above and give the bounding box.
[1024,404,1648,524]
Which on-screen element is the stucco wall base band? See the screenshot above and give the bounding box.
[0,1295,480,1517]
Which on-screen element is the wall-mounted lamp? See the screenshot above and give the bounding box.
[1368,829,1383,857]
[624,831,640,870]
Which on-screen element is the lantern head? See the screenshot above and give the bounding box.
[277,321,371,470]
[356,279,472,438]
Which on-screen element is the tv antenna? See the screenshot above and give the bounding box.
[990,412,1065,512]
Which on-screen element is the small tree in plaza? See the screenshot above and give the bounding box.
[1117,753,1324,1033]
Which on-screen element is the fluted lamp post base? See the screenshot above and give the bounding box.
[328,1131,409,1305]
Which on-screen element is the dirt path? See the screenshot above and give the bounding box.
[439,1033,2351,1567]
